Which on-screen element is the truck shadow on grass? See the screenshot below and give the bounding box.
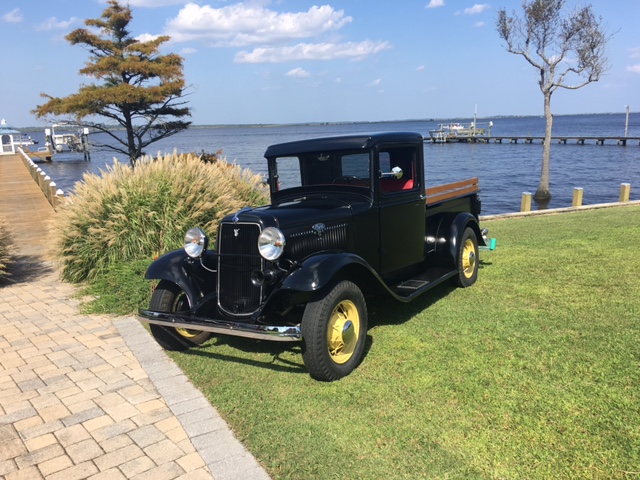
[178,275,473,377]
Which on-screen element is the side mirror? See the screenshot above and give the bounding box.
[380,166,403,180]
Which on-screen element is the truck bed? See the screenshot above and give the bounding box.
[426,177,479,204]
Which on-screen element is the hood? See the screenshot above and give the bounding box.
[223,195,369,261]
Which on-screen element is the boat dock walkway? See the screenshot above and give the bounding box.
[0,153,54,257]
[427,135,640,145]
[0,153,270,478]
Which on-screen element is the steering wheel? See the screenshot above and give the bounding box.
[332,176,368,186]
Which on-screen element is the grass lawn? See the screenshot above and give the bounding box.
[168,206,640,479]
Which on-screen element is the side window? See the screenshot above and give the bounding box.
[274,156,302,190]
[379,147,418,194]
[379,151,391,174]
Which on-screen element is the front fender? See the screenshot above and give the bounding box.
[144,249,218,306]
[281,253,376,293]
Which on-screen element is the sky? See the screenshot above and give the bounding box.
[1,0,639,127]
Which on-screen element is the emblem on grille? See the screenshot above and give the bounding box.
[234,228,240,237]
[312,223,326,235]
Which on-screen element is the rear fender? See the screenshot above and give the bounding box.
[144,249,218,305]
[431,213,484,268]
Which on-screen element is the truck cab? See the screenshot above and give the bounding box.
[139,132,489,381]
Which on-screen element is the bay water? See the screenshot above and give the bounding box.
[33,113,639,215]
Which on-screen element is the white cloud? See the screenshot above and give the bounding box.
[128,0,191,6]
[180,47,197,55]
[367,78,382,87]
[286,67,310,78]
[474,21,486,28]
[136,33,162,43]
[417,65,426,71]
[464,4,490,15]
[627,65,640,74]
[628,47,640,59]
[2,8,23,23]
[234,40,390,63]
[35,16,81,31]
[165,3,352,47]
[426,0,445,8]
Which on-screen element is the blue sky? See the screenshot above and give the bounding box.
[1,0,639,127]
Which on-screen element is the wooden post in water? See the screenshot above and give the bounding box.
[572,188,584,207]
[521,192,532,212]
[619,183,631,202]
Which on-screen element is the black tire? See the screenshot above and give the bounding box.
[454,227,479,288]
[301,280,368,381]
[149,280,212,351]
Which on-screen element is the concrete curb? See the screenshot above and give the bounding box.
[480,199,640,221]
[113,318,271,480]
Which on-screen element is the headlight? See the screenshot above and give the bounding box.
[184,227,208,258]
[258,227,286,261]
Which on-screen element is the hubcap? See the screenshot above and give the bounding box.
[175,327,203,338]
[173,292,202,338]
[462,238,476,278]
[327,300,360,364]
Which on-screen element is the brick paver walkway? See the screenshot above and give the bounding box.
[0,260,270,480]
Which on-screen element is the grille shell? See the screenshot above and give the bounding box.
[217,222,263,316]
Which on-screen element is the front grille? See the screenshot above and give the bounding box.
[218,222,263,316]
[288,223,348,259]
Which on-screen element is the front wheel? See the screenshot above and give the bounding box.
[454,227,479,288]
[301,280,368,381]
[149,280,212,351]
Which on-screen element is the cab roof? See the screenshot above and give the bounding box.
[263,131,425,158]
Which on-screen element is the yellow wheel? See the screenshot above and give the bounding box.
[149,281,212,351]
[327,300,361,365]
[455,228,479,287]
[461,237,477,280]
[302,280,368,381]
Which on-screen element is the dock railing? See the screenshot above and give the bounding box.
[18,147,65,210]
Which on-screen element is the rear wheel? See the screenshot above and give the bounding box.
[455,227,479,288]
[149,280,211,351]
[301,280,368,381]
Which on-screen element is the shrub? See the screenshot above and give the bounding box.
[52,151,269,283]
[0,220,12,278]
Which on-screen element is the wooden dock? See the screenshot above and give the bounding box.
[429,135,640,145]
[0,153,55,258]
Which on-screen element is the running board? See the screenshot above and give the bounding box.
[390,267,457,300]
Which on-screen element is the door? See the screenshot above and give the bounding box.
[378,145,425,275]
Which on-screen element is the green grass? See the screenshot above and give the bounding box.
[166,206,640,479]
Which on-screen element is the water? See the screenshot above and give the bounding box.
[32,113,640,215]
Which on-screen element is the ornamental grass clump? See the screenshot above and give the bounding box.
[0,220,12,278]
[53,152,269,283]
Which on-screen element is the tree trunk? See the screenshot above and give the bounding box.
[534,91,553,202]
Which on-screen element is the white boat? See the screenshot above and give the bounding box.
[48,123,85,153]
[16,133,38,146]
[428,121,493,143]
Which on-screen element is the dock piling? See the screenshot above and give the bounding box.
[521,192,532,212]
[572,187,584,207]
[619,183,631,202]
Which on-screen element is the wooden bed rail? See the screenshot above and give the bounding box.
[426,177,479,204]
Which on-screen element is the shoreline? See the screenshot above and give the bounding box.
[16,111,638,132]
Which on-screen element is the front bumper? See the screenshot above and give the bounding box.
[137,309,301,342]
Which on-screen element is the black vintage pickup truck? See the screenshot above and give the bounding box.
[138,132,491,381]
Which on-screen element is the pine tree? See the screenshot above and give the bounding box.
[33,0,191,166]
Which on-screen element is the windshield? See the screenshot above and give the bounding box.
[272,151,371,191]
